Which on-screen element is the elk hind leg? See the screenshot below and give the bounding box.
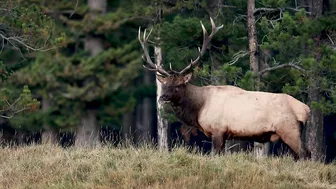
[211,134,225,155]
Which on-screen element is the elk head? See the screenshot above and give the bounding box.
[138,18,223,104]
[156,73,192,103]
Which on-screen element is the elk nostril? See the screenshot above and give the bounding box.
[160,95,168,101]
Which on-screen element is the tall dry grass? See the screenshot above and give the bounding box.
[0,144,335,189]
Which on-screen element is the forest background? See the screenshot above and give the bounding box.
[0,0,336,163]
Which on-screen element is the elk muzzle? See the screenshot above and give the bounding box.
[159,94,170,103]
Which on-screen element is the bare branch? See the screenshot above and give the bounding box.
[44,10,77,15]
[0,3,55,53]
[227,50,249,65]
[4,99,11,106]
[0,33,54,52]
[325,11,336,15]
[0,107,30,119]
[254,7,311,15]
[220,5,237,8]
[0,8,10,12]
[259,61,306,75]
[69,0,79,18]
[0,96,35,119]
[254,7,279,14]
[326,33,335,45]
[286,7,311,15]
[0,97,21,112]
[264,8,283,22]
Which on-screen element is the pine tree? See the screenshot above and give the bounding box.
[6,0,146,146]
[257,0,336,161]
[0,0,60,143]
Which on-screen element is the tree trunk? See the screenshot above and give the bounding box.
[154,7,169,150]
[41,98,58,145]
[247,0,259,89]
[142,71,153,143]
[122,112,133,144]
[309,0,324,15]
[305,0,325,161]
[75,0,106,148]
[208,0,221,85]
[247,0,270,157]
[75,110,100,147]
[15,130,25,145]
[134,71,153,144]
[155,37,169,150]
[88,0,107,13]
[135,102,143,143]
[84,36,104,56]
[306,84,325,161]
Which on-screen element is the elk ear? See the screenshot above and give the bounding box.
[183,73,192,84]
[156,75,167,84]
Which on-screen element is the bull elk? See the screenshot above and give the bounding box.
[138,18,311,159]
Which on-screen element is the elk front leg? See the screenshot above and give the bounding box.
[211,134,225,155]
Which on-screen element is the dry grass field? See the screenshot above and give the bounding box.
[1,144,336,189]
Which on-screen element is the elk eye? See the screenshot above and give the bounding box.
[175,87,179,92]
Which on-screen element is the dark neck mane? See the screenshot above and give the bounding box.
[170,84,205,128]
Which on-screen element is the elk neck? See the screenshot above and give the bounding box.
[170,83,206,128]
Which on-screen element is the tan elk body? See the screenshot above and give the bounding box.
[138,18,311,159]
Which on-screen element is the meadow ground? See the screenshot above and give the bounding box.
[1,144,336,189]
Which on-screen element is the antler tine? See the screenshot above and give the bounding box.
[178,17,223,75]
[143,65,158,72]
[169,63,180,75]
[145,28,153,41]
[138,27,170,77]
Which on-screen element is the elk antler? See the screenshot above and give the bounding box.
[176,17,223,75]
[138,27,171,77]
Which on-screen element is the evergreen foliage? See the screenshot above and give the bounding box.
[0,0,335,157]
